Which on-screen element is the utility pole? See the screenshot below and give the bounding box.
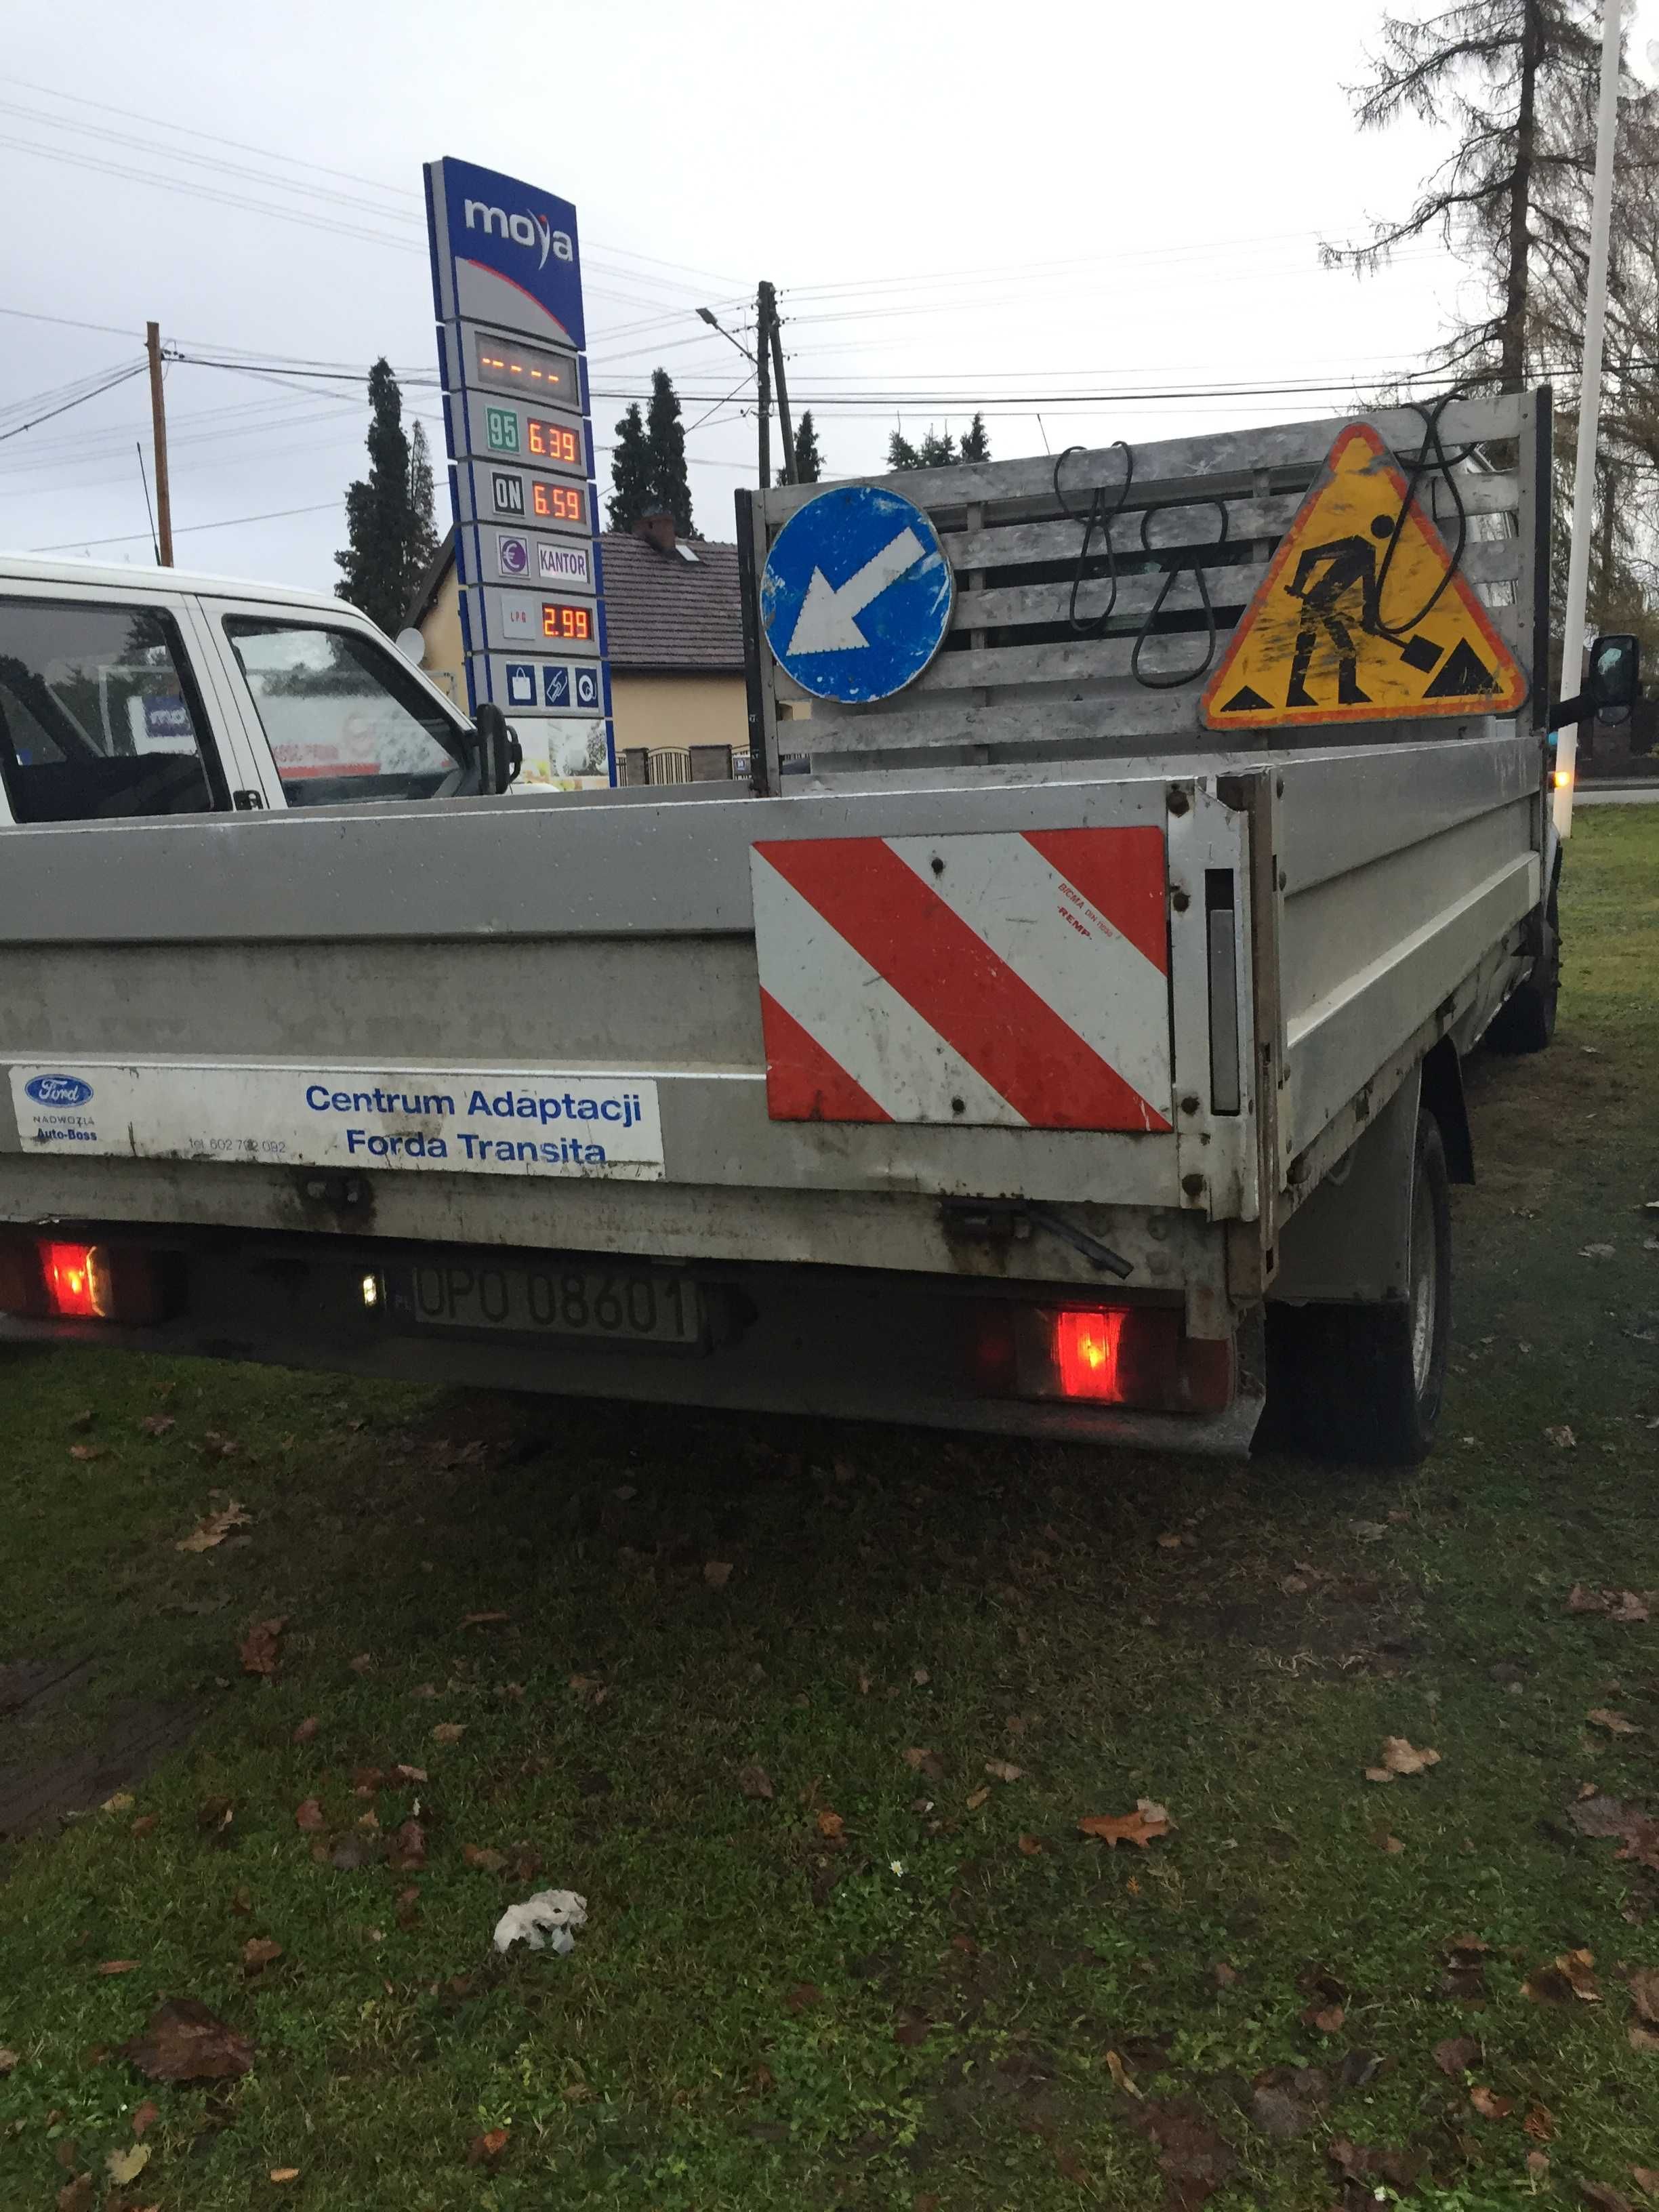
[754,283,772,490]
[145,321,173,567]
[760,280,795,484]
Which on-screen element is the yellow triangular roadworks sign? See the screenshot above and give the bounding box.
[1201,422,1528,731]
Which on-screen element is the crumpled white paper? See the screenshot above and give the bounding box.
[492,1887,588,1956]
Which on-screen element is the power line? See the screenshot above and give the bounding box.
[0,359,146,443]
[28,498,340,554]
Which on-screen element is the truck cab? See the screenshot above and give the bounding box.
[0,557,483,826]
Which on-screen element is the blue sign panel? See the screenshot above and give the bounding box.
[424,155,586,348]
[760,486,954,704]
[424,155,615,790]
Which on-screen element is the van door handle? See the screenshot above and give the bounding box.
[232,789,266,810]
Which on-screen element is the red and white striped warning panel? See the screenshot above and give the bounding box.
[751,827,1172,1131]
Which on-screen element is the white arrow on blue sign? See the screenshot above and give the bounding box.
[760,485,954,703]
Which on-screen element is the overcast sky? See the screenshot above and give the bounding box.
[0,0,1610,596]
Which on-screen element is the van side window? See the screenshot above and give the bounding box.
[222,619,468,806]
[0,599,224,823]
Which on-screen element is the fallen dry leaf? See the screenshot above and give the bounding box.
[348,1652,373,1674]
[703,1560,733,1589]
[1434,2036,1482,2076]
[269,2171,300,2185]
[459,1610,509,1629]
[291,1715,319,1745]
[1631,2024,1659,2053]
[1212,1960,1239,1988]
[105,2144,150,2187]
[390,1762,426,1784]
[101,1792,134,1814]
[816,1808,845,1841]
[0,2049,16,2074]
[1469,2085,1513,2119]
[1366,1735,1441,1782]
[1303,2003,1345,2034]
[912,1666,930,1686]
[386,1819,427,1871]
[1018,1833,1044,1856]
[467,2127,510,2167]
[241,1938,282,1976]
[1545,1424,1578,1448]
[238,1616,287,1677]
[56,2179,93,2212]
[430,1721,466,1744]
[737,1763,774,1801]
[1633,2170,1659,2199]
[1629,1967,1659,2024]
[1523,2107,1556,2143]
[176,1500,251,1553]
[68,1443,107,1462]
[139,1413,176,1437]
[1525,1948,1601,2004]
[96,1961,138,1976]
[1580,2185,1635,2212]
[1610,1592,1652,1624]
[1078,1799,1173,1848]
[1589,1708,1640,1735]
[120,1997,254,2083]
[964,1785,991,1811]
[1156,1532,1183,1550]
[1106,2048,1143,2099]
[463,1845,506,1872]
[784,1982,821,2013]
[129,2102,159,2139]
[1380,1832,1405,1853]
[1528,2151,1552,2180]
[293,1798,325,1832]
[984,1760,1023,1784]
[902,1747,944,1781]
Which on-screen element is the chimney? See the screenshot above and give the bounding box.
[636,508,676,555]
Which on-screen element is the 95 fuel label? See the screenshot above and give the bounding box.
[7,1063,665,1181]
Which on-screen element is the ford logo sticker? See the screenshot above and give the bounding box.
[24,1074,94,1107]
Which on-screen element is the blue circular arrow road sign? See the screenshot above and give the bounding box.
[760,485,954,703]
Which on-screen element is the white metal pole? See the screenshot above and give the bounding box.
[1553,0,1624,838]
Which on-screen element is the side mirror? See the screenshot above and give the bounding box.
[1546,633,1641,732]
[394,626,427,667]
[1588,632,1639,724]
[473,703,523,794]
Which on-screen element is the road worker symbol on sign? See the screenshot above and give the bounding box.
[1201,422,1527,729]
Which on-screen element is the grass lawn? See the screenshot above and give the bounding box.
[1,806,1657,2212]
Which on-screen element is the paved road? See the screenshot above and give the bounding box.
[1576,783,1659,805]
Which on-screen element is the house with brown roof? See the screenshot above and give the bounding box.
[405,512,747,782]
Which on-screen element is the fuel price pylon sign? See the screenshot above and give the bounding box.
[424,157,615,790]
[1201,423,1527,731]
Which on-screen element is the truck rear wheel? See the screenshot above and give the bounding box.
[1263,1111,1452,1466]
[1486,882,1559,1054]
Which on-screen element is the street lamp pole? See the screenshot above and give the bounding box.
[1553,0,1624,838]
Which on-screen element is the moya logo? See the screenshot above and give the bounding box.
[25,1073,94,1107]
[463,200,573,270]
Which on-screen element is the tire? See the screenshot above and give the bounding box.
[1486,882,1559,1054]
[1262,1111,1452,1466]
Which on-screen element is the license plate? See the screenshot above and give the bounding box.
[394,1259,701,1345]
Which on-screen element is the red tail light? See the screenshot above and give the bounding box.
[42,1242,108,1318]
[0,1237,169,1325]
[1052,1307,1126,1400]
[971,1303,1234,1415]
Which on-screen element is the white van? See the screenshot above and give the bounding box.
[0,556,513,825]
